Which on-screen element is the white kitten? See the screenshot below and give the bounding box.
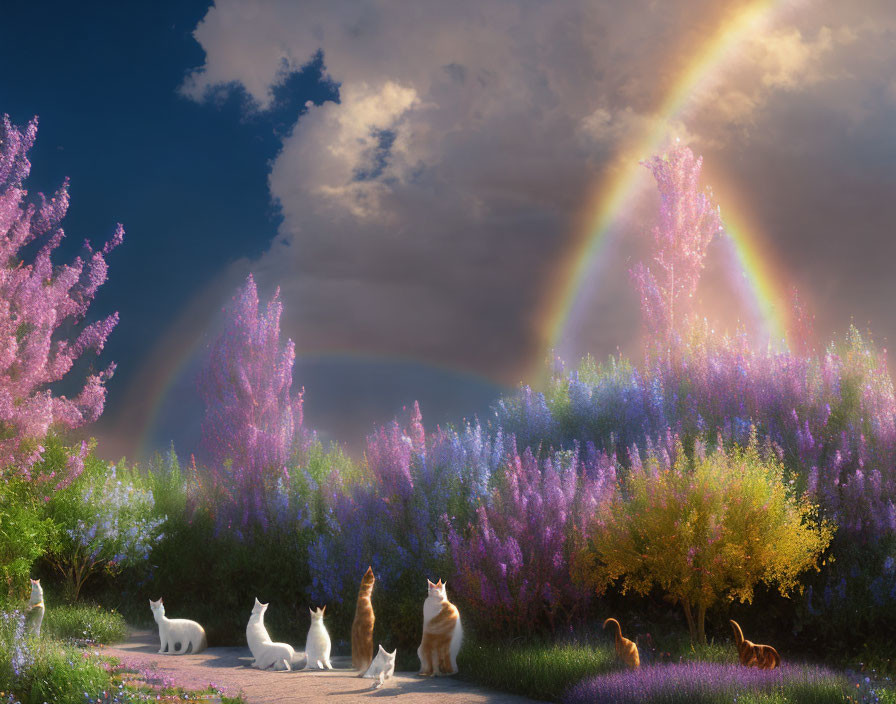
[246,598,301,671]
[363,644,397,689]
[303,606,333,670]
[149,598,207,654]
[25,579,44,637]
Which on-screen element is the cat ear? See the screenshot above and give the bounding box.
[321,605,326,614]
[442,581,447,591]
[379,644,386,654]
[427,579,436,588]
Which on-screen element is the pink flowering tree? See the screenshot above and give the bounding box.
[630,144,722,348]
[199,274,304,533]
[0,115,122,487]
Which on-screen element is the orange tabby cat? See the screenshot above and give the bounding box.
[417,579,462,676]
[351,566,376,672]
[730,620,779,670]
[603,618,640,668]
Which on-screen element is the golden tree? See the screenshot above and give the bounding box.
[574,436,834,643]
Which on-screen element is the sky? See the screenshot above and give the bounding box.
[2,0,896,461]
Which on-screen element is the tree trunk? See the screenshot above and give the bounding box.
[697,602,707,645]
[682,599,698,643]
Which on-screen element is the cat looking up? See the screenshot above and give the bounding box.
[417,579,462,676]
[352,567,376,672]
[25,579,44,637]
[245,598,302,671]
[304,606,333,670]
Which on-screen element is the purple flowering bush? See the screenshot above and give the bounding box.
[448,443,617,632]
[198,274,306,534]
[43,451,165,602]
[307,403,504,648]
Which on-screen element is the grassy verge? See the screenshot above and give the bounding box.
[42,602,128,645]
[0,606,246,704]
[457,637,617,701]
[459,634,896,704]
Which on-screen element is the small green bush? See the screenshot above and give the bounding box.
[42,602,127,644]
[43,452,165,602]
[0,480,54,604]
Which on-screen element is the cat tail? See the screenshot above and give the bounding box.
[729,620,745,648]
[602,618,623,640]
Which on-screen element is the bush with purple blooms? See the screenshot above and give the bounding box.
[564,662,847,704]
[448,443,616,632]
[43,449,165,602]
[306,403,502,648]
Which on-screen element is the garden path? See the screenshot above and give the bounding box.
[103,631,544,704]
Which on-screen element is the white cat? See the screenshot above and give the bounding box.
[149,598,207,654]
[363,644,397,689]
[25,579,44,637]
[246,598,302,671]
[303,606,333,670]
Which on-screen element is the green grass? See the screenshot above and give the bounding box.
[457,637,618,702]
[15,639,110,704]
[42,601,128,644]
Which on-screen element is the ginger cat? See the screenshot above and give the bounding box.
[351,566,376,672]
[417,579,462,676]
[149,598,207,654]
[25,579,44,637]
[603,618,640,668]
[730,620,780,670]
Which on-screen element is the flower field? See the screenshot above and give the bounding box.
[1,114,894,703]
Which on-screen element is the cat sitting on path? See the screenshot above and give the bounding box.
[246,598,302,671]
[25,579,44,637]
[417,579,462,676]
[303,606,333,670]
[363,644,396,689]
[149,598,207,654]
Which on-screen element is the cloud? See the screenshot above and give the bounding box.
[181,0,896,386]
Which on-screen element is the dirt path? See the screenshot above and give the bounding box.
[102,631,545,704]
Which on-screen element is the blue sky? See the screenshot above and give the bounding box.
[3,0,896,460]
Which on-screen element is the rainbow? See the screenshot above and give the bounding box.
[534,0,796,374]
[134,346,507,461]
